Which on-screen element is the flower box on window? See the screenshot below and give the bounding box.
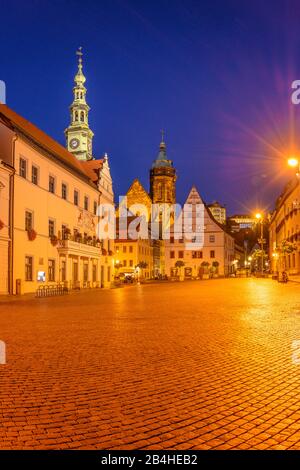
[27,229,37,241]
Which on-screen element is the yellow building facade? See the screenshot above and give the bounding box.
[0,104,114,294]
[269,178,300,276]
[0,52,115,294]
[114,238,153,280]
[0,160,13,294]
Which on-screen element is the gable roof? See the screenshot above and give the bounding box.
[185,185,234,237]
[81,159,104,183]
[0,104,96,183]
[126,178,151,198]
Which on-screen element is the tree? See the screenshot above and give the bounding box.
[175,260,185,279]
[136,261,148,279]
[201,261,210,272]
[212,260,219,274]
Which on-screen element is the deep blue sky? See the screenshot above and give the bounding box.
[1,0,300,214]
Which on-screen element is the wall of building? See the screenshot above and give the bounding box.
[11,135,114,294]
[114,239,153,279]
[269,180,300,275]
[165,188,235,278]
[0,162,12,294]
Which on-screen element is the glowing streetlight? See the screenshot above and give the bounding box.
[254,212,265,274]
[288,157,299,168]
[288,157,300,177]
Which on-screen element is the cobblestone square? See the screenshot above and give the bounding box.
[1,279,300,449]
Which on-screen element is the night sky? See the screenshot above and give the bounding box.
[1,0,300,214]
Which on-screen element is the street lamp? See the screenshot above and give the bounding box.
[255,212,265,275]
[288,157,300,176]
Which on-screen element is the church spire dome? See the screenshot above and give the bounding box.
[74,47,86,85]
[152,130,172,168]
[64,48,94,161]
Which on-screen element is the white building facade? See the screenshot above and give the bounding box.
[165,187,235,278]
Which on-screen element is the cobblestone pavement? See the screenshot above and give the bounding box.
[1,279,300,450]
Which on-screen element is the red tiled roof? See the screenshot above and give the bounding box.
[81,159,104,183]
[0,104,97,182]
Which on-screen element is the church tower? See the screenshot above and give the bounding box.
[150,132,176,204]
[65,48,94,161]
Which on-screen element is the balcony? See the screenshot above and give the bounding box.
[57,236,102,258]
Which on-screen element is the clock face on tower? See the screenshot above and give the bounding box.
[70,138,80,150]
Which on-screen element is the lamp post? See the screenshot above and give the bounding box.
[255,213,264,275]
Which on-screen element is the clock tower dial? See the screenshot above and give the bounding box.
[65,48,94,161]
[70,138,80,150]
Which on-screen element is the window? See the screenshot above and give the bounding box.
[48,219,55,237]
[19,158,27,178]
[157,183,162,200]
[25,256,33,281]
[115,246,119,253]
[129,260,133,267]
[48,259,55,282]
[74,190,79,206]
[210,250,215,258]
[123,260,127,267]
[32,165,38,185]
[25,211,33,231]
[83,264,88,282]
[129,246,133,253]
[93,201,97,215]
[62,183,67,200]
[84,196,89,211]
[93,265,97,282]
[61,260,66,282]
[209,235,215,243]
[62,225,67,239]
[80,111,85,122]
[178,251,184,259]
[123,246,127,253]
[49,176,55,193]
[170,251,175,259]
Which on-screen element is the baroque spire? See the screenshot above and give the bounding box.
[65,48,94,161]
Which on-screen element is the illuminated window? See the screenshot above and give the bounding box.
[48,259,55,282]
[19,158,27,178]
[25,256,33,281]
[25,211,33,231]
[32,165,38,185]
[49,175,55,194]
[74,190,79,206]
[62,183,67,200]
[48,219,55,237]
